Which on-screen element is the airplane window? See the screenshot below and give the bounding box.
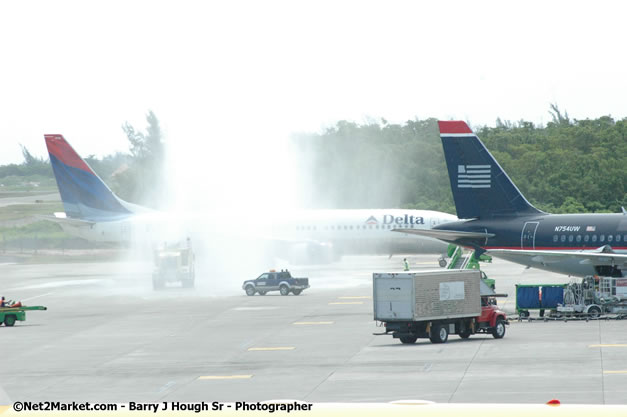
[553,235,558,242]
[313,226,317,231]
[343,225,347,230]
[600,235,605,242]
[617,235,621,242]
[624,234,627,242]
[592,235,597,242]
[568,235,574,243]
[584,235,590,242]
[576,235,582,242]
[608,234,613,242]
[560,235,566,242]
[349,225,353,230]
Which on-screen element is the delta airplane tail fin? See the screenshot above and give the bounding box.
[438,121,543,219]
[45,134,136,221]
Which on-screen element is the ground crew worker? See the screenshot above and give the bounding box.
[0,296,4,307]
[403,258,409,271]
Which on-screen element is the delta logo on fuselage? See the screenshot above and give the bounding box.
[365,214,424,226]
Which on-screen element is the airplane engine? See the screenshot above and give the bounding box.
[287,242,339,265]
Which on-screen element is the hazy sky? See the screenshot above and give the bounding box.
[1,0,626,165]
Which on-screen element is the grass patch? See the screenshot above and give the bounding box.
[0,203,64,222]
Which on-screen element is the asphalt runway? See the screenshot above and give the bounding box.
[1,255,627,405]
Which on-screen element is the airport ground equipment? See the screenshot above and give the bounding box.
[0,305,47,326]
[447,247,495,289]
[152,241,195,289]
[557,275,627,318]
[242,270,310,296]
[373,269,508,344]
[438,244,457,267]
[516,284,568,318]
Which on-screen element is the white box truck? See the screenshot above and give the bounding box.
[373,269,507,344]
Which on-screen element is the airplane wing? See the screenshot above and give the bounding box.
[486,248,627,267]
[391,228,495,242]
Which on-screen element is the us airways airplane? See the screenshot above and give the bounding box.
[398,121,627,278]
[43,134,457,263]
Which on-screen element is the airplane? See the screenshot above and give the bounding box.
[397,120,627,278]
[43,134,458,264]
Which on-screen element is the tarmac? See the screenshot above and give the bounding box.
[1,254,627,405]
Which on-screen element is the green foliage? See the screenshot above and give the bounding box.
[293,118,455,213]
[296,114,626,214]
[0,144,55,189]
[479,114,626,214]
[0,221,67,241]
[0,202,64,222]
[0,110,624,217]
[115,110,166,208]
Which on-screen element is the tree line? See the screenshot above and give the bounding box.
[293,110,626,214]
[3,109,626,215]
[2,111,166,209]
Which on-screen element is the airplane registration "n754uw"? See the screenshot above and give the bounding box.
[43,134,457,263]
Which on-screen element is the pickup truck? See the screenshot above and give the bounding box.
[242,270,310,296]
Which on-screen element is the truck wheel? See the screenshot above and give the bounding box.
[4,315,16,327]
[152,278,164,290]
[279,285,290,296]
[492,319,506,339]
[399,335,418,344]
[292,289,302,295]
[519,310,530,318]
[588,306,601,318]
[245,286,256,296]
[258,291,266,296]
[439,259,447,268]
[430,325,448,343]
[459,330,471,339]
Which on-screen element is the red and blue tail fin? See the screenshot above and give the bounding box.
[45,135,135,221]
[438,121,543,219]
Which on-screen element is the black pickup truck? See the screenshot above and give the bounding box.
[242,270,310,296]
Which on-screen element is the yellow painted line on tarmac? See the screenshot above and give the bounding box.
[248,347,295,351]
[198,375,253,380]
[338,296,371,299]
[329,301,364,305]
[589,344,627,348]
[293,321,334,325]
[604,370,627,374]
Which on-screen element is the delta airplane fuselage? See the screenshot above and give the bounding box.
[44,134,456,261]
[54,208,456,255]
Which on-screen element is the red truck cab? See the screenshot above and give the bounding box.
[477,296,507,338]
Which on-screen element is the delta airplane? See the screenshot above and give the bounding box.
[398,120,627,278]
[43,134,457,263]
